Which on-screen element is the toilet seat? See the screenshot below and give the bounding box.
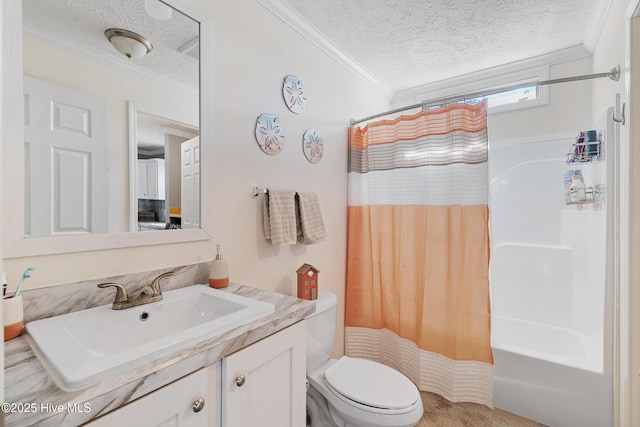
[323,356,419,411]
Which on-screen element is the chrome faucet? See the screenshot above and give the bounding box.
[98,271,173,310]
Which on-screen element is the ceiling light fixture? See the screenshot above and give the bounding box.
[104,28,153,59]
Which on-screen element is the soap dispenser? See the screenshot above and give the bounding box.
[209,244,229,289]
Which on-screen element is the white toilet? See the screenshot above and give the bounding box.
[305,291,424,427]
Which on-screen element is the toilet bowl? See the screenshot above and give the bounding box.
[305,292,423,427]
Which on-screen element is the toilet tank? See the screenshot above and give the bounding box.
[305,291,337,372]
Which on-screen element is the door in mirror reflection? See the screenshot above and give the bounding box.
[181,137,200,229]
[135,112,197,232]
[24,76,109,237]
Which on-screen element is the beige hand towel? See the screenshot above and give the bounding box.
[262,189,297,246]
[262,195,272,240]
[296,192,326,244]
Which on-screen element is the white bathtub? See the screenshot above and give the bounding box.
[492,315,603,372]
[492,316,612,427]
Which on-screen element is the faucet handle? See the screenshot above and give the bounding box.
[97,282,129,304]
[151,271,174,293]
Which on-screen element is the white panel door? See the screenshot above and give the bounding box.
[23,76,108,237]
[181,137,200,229]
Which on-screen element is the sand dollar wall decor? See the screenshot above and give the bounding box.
[302,128,323,163]
[255,114,284,155]
[283,75,307,114]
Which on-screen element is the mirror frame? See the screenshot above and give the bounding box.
[2,0,213,258]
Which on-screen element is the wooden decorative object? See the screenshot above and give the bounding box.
[296,263,319,300]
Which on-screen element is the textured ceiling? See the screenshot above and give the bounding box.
[22,0,199,88]
[23,0,598,94]
[280,0,597,92]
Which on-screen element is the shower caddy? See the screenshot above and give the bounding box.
[563,131,604,205]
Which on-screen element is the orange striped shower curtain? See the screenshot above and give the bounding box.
[345,101,493,406]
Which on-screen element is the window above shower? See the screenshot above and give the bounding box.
[413,65,550,114]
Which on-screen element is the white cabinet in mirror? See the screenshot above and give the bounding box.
[1,0,214,257]
[138,159,165,201]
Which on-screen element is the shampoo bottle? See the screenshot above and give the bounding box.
[569,175,586,203]
[563,170,575,204]
[209,244,229,289]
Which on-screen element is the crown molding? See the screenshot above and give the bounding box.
[392,45,592,105]
[23,26,198,96]
[584,0,614,53]
[253,0,394,100]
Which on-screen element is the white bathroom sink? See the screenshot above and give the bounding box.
[26,285,274,390]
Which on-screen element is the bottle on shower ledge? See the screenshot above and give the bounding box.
[563,170,575,204]
[209,244,229,289]
[569,175,587,208]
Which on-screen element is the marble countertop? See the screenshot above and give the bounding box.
[4,283,315,426]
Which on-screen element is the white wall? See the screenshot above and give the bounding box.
[205,0,389,356]
[3,0,390,358]
[591,0,628,126]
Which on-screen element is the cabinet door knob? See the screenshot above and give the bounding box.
[235,374,246,387]
[192,398,205,413]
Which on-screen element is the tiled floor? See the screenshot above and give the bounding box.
[418,391,542,427]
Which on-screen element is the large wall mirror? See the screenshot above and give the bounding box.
[2,0,214,258]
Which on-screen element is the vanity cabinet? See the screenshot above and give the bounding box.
[86,365,215,426]
[138,159,165,200]
[84,323,304,427]
[221,321,306,427]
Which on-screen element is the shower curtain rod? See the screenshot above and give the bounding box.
[350,65,621,125]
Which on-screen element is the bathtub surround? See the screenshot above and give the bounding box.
[5,278,314,425]
[489,134,612,427]
[345,102,492,406]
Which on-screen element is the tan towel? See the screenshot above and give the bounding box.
[263,189,297,246]
[296,192,326,244]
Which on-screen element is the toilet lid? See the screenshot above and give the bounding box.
[324,356,418,410]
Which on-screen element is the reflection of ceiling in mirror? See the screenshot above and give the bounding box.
[137,113,198,150]
[22,0,199,88]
